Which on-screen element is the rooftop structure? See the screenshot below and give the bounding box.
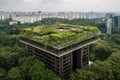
[20,24,101,79]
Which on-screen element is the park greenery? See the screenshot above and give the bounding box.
[0,18,120,80]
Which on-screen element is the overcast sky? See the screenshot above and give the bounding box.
[0,0,120,12]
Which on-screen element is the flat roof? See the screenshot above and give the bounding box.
[21,24,101,49]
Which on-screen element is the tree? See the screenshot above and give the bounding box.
[28,60,60,80]
[0,68,7,80]
[8,67,23,80]
[107,51,120,80]
[18,56,61,80]
[88,61,114,80]
[70,69,96,80]
[0,46,21,71]
[90,40,113,61]
[70,61,114,80]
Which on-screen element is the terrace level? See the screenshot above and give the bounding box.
[20,35,100,57]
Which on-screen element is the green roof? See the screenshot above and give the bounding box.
[21,24,101,48]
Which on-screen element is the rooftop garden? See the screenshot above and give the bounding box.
[21,24,101,48]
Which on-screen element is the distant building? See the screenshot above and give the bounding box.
[105,13,120,34]
[106,19,112,34]
[105,13,113,19]
[0,11,106,24]
[112,16,120,29]
[9,21,18,25]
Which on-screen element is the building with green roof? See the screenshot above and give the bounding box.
[20,24,101,79]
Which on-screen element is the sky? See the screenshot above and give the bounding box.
[0,0,120,12]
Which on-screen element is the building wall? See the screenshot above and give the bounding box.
[28,45,73,79]
[27,45,89,80]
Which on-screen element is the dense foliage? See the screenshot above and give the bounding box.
[0,19,60,80]
[70,50,120,80]
[0,18,120,80]
[70,33,120,80]
[21,24,101,48]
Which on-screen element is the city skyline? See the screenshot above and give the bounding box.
[0,0,120,12]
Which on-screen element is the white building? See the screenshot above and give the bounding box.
[0,11,106,24]
[106,19,112,34]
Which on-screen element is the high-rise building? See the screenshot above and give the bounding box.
[106,19,112,34]
[105,13,120,33]
[20,24,101,79]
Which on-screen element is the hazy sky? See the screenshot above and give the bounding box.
[0,0,120,12]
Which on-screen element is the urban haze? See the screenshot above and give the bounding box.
[0,0,120,12]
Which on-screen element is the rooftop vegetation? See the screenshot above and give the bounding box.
[21,24,101,48]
